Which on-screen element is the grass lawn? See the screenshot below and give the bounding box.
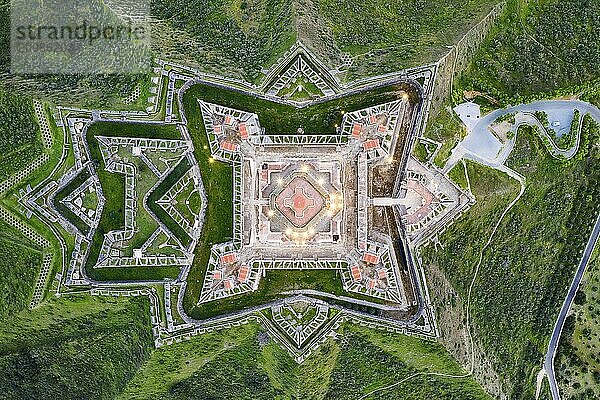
[184,81,417,135]
[191,270,344,319]
[423,105,466,168]
[180,89,235,315]
[147,157,193,247]
[448,162,469,191]
[84,121,183,281]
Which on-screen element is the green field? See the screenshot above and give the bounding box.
[184,81,417,135]
[422,117,600,398]
[457,0,600,104]
[0,220,44,319]
[119,322,490,400]
[556,247,600,399]
[0,1,150,109]
[0,298,491,399]
[317,0,499,80]
[0,295,154,400]
[448,162,469,192]
[423,105,467,168]
[84,121,183,281]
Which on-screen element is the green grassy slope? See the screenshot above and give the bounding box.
[183,82,415,135]
[0,220,43,319]
[458,0,600,103]
[422,117,600,398]
[0,89,43,181]
[0,295,154,400]
[120,322,490,400]
[0,1,148,109]
[317,0,499,80]
[151,0,296,82]
[1,0,511,105]
[0,88,45,319]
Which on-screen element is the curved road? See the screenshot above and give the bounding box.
[545,211,600,399]
[444,100,600,173]
[444,99,600,399]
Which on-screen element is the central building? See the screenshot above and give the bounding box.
[196,98,415,306]
[256,158,344,245]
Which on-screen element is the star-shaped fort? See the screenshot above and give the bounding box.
[21,43,472,362]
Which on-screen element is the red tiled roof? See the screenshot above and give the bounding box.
[362,253,379,265]
[224,278,234,290]
[213,125,222,134]
[224,115,233,125]
[238,266,249,283]
[352,123,362,138]
[238,123,249,139]
[369,115,377,124]
[378,124,388,133]
[377,268,387,279]
[363,138,380,151]
[221,253,238,264]
[221,141,237,152]
[213,270,222,280]
[351,265,362,282]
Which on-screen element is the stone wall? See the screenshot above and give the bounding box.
[430,2,506,118]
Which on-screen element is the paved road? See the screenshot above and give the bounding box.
[444,100,600,173]
[545,211,600,399]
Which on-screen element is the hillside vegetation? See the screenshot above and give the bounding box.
[458,0,600,103]
[556,248,600,399]
[0,89,43,181]
[0,88,45,319]
[423,117,600,398]
[0,0,147,109]
[0,220,43,319]
[425,0,600,163]
[151,0,296,82]
[120,322,491,400]
[0,295,154,400]
[317,0,499,80]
